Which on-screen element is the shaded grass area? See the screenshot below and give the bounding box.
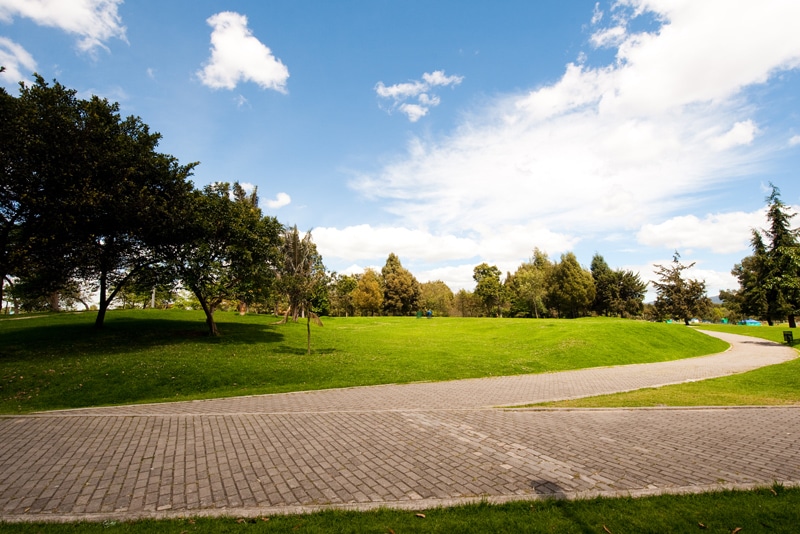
[1,486,798,533]
[0,311,727,413]
[540,325,800,408]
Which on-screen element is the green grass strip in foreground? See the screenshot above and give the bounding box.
[539,324,800,408]
[0,311,728,413]
[1,486,798,533]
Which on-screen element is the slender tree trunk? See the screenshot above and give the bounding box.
[307,315,311,355]
[789,315,797,329]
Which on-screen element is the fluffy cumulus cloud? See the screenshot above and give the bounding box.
[636,209,768,254]
[349,0,800,291]
[264,192,291,210]
[197,11,289,92]
[0,0,126,53]
[375,70,463,122]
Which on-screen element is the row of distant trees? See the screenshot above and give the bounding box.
[323,250,648,319]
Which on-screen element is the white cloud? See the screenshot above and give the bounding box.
[197,11,289,92]
[314,225,477,264]
[353,0,800,254]
[789,135,800,147]
[0,37,36,86]
[636,210,767,254]
[375,70,463,121]
[0,0,126,53]
[398,103,428,123]
[708,120,758,151]
[264,192,291,210]
[591,25,626,48]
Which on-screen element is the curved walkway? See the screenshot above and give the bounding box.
[1,330,798,522]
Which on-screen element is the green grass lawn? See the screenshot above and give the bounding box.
[1,486,798,533]
[0,310,727,413]
[539,324,800,408]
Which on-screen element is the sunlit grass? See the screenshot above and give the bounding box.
[0,310,727,413]
[538,324,800,408]
[1,485,797,533]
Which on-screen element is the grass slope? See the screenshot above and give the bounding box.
[540,324,800,407]
[0,310,727,413]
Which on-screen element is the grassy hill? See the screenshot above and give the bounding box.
[0,310,727,413]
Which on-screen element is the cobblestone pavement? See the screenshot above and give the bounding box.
[1,330,798,522]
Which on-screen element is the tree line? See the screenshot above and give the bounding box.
[5,77,790,330]
[325,250,649,320]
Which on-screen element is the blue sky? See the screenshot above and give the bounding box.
[3,0,800,299]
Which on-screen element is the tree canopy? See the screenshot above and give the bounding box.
[1,75,197,327]
[652,252,711,325]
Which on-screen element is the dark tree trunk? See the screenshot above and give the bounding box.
[789,315,797,329]
[95,271,108,329]
[194,293,219,336]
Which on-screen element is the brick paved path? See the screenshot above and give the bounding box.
[1,330,798,522]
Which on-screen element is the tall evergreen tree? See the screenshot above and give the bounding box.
[761,184,800,327]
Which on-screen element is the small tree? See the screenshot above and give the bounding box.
[275,226,327,354]
[652,252,711,325]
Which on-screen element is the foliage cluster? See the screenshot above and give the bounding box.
[0,76,326,337]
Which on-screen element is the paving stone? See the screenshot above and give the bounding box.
[0,330,798,522]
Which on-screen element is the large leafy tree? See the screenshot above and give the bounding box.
[547,252,595,318]
[591,253,647,318]
[473,263,505,317]
[1,75,196,326]
[652,252,711,325]
[164,182,281,336]
[330,273,358,317]
[352,268,383,316]
[419,280,455,317]
[507,248,552,318]
[381,253,420,316]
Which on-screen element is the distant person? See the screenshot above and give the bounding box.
[426,309,432,319]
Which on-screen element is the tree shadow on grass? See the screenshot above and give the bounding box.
[275,345,337,356]
[0,314,286,362]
